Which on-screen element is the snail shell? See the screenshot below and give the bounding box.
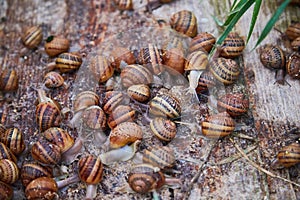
[184,50,208,71]
[36,101,62,132]
[89,55,115,83]
[21,162,53,187]
[0,142,17,163]
[286,53,300,79]
[291,36,300,52]
[1,127,25,156]
[128,163,165,194]
[21,26,43,49]
[209,57,240,85]
[0,124,6,136]
[114,0,133,10]
[121,64,153,88]
[31,139,61,165]
[110,47,136,71]
[107,105,135,129]
[217,93,249,117]
[43,127,75,154]
[0,159,19,184]
[78,155,103,185]
[260,45,285,70]
[73,91,100,113]
[195,70,216,94]
[220,32,245,58]
[109,122,143,149]
[55,52,82,73]
[44,35,70,57]
[276,142,300,168]
[143,146,176,169]
[189,32,216,53]
[102,91,124,114]
[150,117,177,142]
[82,105,107,130]
[286,21,300,40]
[169,10,198,38]
[43,71,64,88]
[0,181,13,200]
[162,47,185,75]
[0,69,19,92]
[25,177,58,200]
[201,112,235,138]
[127,84,151,102]
[149,93,181,119]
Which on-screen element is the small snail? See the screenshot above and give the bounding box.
[110,47,136,71]
[1,127,25,156]
[121,64,153,88]
[220,32,245,58]
[73,91,100,113]
[43,71,65,89]
[31,139,61,165]
[209,57,240,85]
[143,145,176,169]
[189,32,216,53]
[286,53,300,79]
[0,69,19,92]
[109,122,143,149]
[169,10,198,38]
[286,21,300,41]
[149,93,181,119]
[127,84,151,103]
[0,159,19,184]
[260,45,286,70]
[21,26,43,49]
[44,35,70,57]
[195,70,216,94]
[127,163,165,194]
[107,105,135,129]
[55,52,83,73]
[21,162,53,187]
[114,0,133,11]
[82,105,107,130]
[25,177,58,200]
[271,141,300,169]
[291,36,300,52]
[102,91,124,114]
[0,142,17,163]
[217,93,249,117]
[89,55,115,84]
[201,112,235,138]
[0,181,13,200]
[150,117,177,142]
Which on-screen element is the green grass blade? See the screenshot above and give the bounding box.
[253,0,291,49]
[223,0,249,26]
[230,0,239,11]
[246,0,262,43]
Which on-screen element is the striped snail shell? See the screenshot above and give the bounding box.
[78,155,103,185]
[209,57,240,85]
[286,53,300,79]
[220,32,245,58]
[217,93,249,117]
[82,105,107,130]
[55,52,82,73]
[150,117,177,142]
[189,32,216,53]
[0,68,19,92]
[43,71,64,88]
[110,47,136,71]
[21,26,43,49]
[169,10,198,38]
[114,0,133,11]
[127,84,151,103]
[73,91,100,113]
[201,112,235,138]
[286,21,300,40]
[128,163,165,194]
[121,64,153,88]
[44,35,70,57]
[21,162,53,187]
[138,43,164,75]
[0,142,17,163]
[31,139,61,165]
[43,127,75,154]
[1,127,25,156]
[109,122,143,149]
[195,70,216,94]
[184,50,208,71]
[0,124,6,136]
[0,181,13,200]
[291,36,300,52]
[260,45,285,70]
[102,91,124,114]
[143,146,176,169]
[89,55,115,83]
[274,141,300,168]
[25,177,58,200]
[107,105,135,129]
[149,93,181,119]
[0,159,19,184]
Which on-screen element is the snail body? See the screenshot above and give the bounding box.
[55,52,82,73]
[150,117,177,142]
[121,64,153,88]
[169,10,198,38]
[220,32,245,58]
[0,159,19,184]
[25,177,58,200]
[1,127,25,156]
[44,35,70,57]
[89,55,115,83]
[0,69,19,92]
[21,26,43,49]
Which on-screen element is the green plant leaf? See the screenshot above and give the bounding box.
[253,0,291,49]
[246,0,262,44]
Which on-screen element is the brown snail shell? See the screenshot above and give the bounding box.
[107,105,135,129]
[36,101,62,132]
[150,117,177,142]
[128,163,165,194]
[184,50,208,71]
[121,64,153,88]
[195,70,216,94]
[55,52,82,73]
[272,141,300,168]
[43,71,65,88]
[0,124,6,136]
[25,177,58,200]
[102,91,124,114]
[0,142,17,163]
[0,181,13,200]
[162,47,185,75]
[114,0,133,11]
[260,45,286,70]
[0,159,19,184]
[127,84,151,103]
[109,122,143,149]
[31,139,61,165]
[82,105,107,130]
[143,146,176,169]
[169,10,198,38]
[78,155,103,185]
[220,32,245,58]
[110,47,136,71]
[286,21,300,40]
[21,162,53,187]
[44,35,70,57]
[89,55,115,83]
[201,112,235,138]
[286,53,300,79]
[0,69,19,92]
[217,93,249,117]
[291,36,300,52]
[73,91,100,113]
[21,26,43,49]
[1,127,25,156]
[189,32,216,53]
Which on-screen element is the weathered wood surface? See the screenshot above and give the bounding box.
[0,0,299,200]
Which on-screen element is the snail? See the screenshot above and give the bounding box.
[0,180,13,200]
[44,35,70,57]
[1,127,25,156]
[201,112,235,138]
[120,64,153,88]
[0,68,19,92]
[0,142,17,163]
[107,105,135,129]
[114,0,133,11]
[89,55,115,84]
[0,159,19,184]
[110,47,136,71]
[149,117,177,142]
[102,91,124,114]
[169,10,198,38]
[127,84,151,103]
[82,105,107,130]
[217,93,249,117]
[291,36,300,52]
[25,177,58,200]
[43,71,66,89]
[286,53,300,79]
[21,26,43,49]
[142,145,176,169]
[189,32,216,53]
[0,124,6,136]
[195,70,216,94]
[31,139,61,165]
[220,32,245,58]
[286,21,300,41]
[47,52,82,73]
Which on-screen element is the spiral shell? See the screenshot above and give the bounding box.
[82,105,107,130]
[201,112,235,138]
[150,117,177,142]
[107,105,135,129]
[21,26,43,49]
[195,70,216,94]
[286,53,300,79]
[0,142,17,163]
[89,55,115,83]
[128,164,165,194]
[102,91,124,114]
[217,93,249,117]
[189,32,216,53]
[143,146,175,169]
[109,122,143,149]
[114,0,133,10]
[110,47,136,71]
[291,36,300,52]
[44,35,70,57]
[1,127,25,156]
[0,181,13,200]
[260,45,285,70]
[277,142,300,168]
[73,91,100,113]
[169,10,198,38]
[138,44,164,75]
[220,32,245,58]
[286,21,300,40]
[36,101,62,132]
[78,155,103,184]
[21,162,53,187]
[121,64,153,88]
[127,84,151,102]
[31,139,61,165]
[184,50,208,71]
[0,124,6,136]
[55,52,82,73]
[44,71,64,88]
[25,177,58,200]
[162,47,185,75]
[0,159,19,184]
[0,69,19,92]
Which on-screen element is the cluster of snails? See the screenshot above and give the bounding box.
[260,21,300,84]
[0,124,25,199]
